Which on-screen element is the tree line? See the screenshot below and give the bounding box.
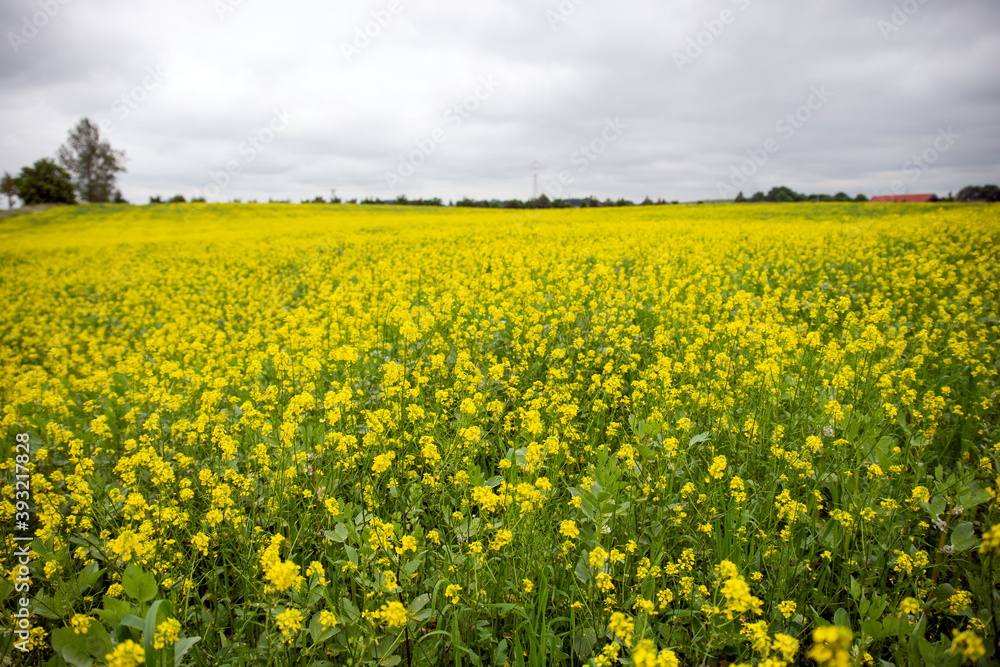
[2,118,126,209]
[734,185,999,203]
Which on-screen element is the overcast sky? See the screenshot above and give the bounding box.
[2,0,999,204]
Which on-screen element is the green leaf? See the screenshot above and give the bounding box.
[173,636,201,667]
[404,556,423,577]
[849,576,862,602]
[83,624,113,661]
[949,522,977,552]
[688,431,710,446]
[51,623,113,667]
[76,562,104,592]
[494,639,509,666]
[323,523,348,543]
[94,597,132,628]
[861,619,883,640]
[0,575,13,605]
[833,608,851,631]
[119,614,146,632]
[122,563,158,602]
[45,654,71,667]
[34,590,73,619]
[341,597,360,621]
[408,594,431,614]
[52,627,94,667]
[573,628,597,657]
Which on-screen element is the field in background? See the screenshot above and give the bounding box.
[1,202,999,666]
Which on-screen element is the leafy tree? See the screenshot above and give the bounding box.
[57,118,126,203]
[14,158,76,205]
[957,185,999,202]
[766,186,805,202]
[1,171,16,209]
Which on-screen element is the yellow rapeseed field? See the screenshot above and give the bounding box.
[1,202,998,666]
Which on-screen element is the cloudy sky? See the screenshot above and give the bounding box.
[2,0,999,204]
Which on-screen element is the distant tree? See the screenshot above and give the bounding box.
[734,191,746,203]
[766,186,805,203]
[149,195,163,204]
[855,194,868,202]
[1,171,16,209]
[14,158,76,205]
[168,195,186,203]
[957,186,980,201]
[112,189,128,204]
[958,184,999,202]
[57,118,126,203]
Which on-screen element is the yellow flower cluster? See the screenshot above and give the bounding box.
[153,618,182,650]
[105,640,144,667]
[377,600,409,628]
[275,608,303,641]
[806,626,853,667]
[949,629,985,663]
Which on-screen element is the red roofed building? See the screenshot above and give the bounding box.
[869,194,939,203]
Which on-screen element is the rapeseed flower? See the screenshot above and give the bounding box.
[265,559,304,593]
[559,520,580,539]
[378,600,409,627]
[153,618,181,650]
[607,612,634,647]
[105,640,144,667]
[949,630,985,663]
[275,608,303,641]
[806,626,852,667]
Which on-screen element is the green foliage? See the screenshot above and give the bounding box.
[14,158,76,205]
